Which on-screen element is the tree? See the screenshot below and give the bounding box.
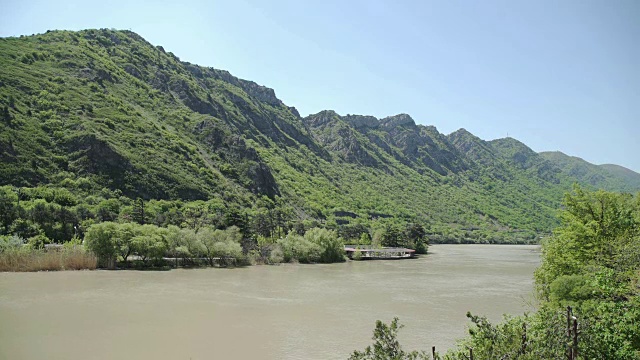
[177,227,203,264]
[446,187,640,360]
[196,226,242,266]
[197,226,222,266]
[97,198,120,222]
[381,223,403,248]
[164,225,183,267]
[339,223,369,242]
[277,231,321,263]
[27,233,51,249]
[1,106,11,124]
[0,186,19,234]
[304,227,344,263]
[535,185,639,297]
[349,318,429,360]
[114,222,136,266]
[131,224,166,264]
[182,201,207,230]
[404,223,428,254]
[132,197,145,224]
[211,226,243,266]
[84,222,118,268]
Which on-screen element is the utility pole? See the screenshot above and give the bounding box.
[566,306,579,360]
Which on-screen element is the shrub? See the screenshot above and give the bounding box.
[0,235,24,253]
[304,227,344,263]
[27,234,51,250]
[277,231,321,263]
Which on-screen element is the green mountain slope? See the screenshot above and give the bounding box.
[539,151,640,193]
[1,29,638,243]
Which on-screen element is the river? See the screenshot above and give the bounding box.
[0,244,540,359]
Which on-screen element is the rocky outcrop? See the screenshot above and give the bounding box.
[344,114,379,130]
[380,113,416,128]
[183,64,282,107]
[194,121,280,198]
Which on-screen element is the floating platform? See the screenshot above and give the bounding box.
[344,245,416,260]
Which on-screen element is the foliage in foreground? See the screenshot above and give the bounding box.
[349,318,431,360]
[448,186,640,359]
[354,186,640,359]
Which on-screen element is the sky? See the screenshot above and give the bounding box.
[1,0,639,172]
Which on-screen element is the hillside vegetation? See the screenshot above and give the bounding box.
[540,151,640,193]
[1,29,639,247]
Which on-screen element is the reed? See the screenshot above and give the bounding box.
[0,248,97,272]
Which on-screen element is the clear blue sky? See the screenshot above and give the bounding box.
[2,0,639,172]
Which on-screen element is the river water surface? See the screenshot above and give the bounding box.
[0,244,539,360]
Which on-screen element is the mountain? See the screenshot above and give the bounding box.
[539,151,640,193]
[1,29,638,243]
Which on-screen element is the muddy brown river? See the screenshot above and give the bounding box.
[0,244,540,359]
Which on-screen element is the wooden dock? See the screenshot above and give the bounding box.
[344,245,416,260]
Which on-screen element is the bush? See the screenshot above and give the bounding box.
[274,228,345,264]
[27,234,51,250]
[0,235,24,253]
[267,246,284,264]
[304,227,344,263]
[277,231,321,263]
[349,318,429,360]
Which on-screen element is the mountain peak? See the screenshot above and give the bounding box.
[303,110,341,127]
[449,128,473,136]
[343,114,379,129]
[380,114,416,128]
[490,137,536,156]
[448,128,484,143]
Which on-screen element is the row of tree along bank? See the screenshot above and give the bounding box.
[1,221,402,270]
[83,223,348,269]
[1,183,432,270]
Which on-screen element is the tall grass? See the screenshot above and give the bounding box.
[0,248,97,272]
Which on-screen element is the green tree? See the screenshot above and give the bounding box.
[197,227,215,265]
[404,223,428,253]
[535,185,639,298]
[131,224,166,264]
[84,222,118,268]
[0,186,19,234]
[349,318,430,360]
[446,187,640,360]
[381,223,403,248]
[277,231,321,263]
[96,199,120,222]
[211,226,243,266]
[164,225,184,267]
[114,222,137,266]
[304,227,344,263]
[26,233,51,250]
[1,106,11,124]
[132,198,145,224]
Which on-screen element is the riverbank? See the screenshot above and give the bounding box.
[0,243,541,272]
